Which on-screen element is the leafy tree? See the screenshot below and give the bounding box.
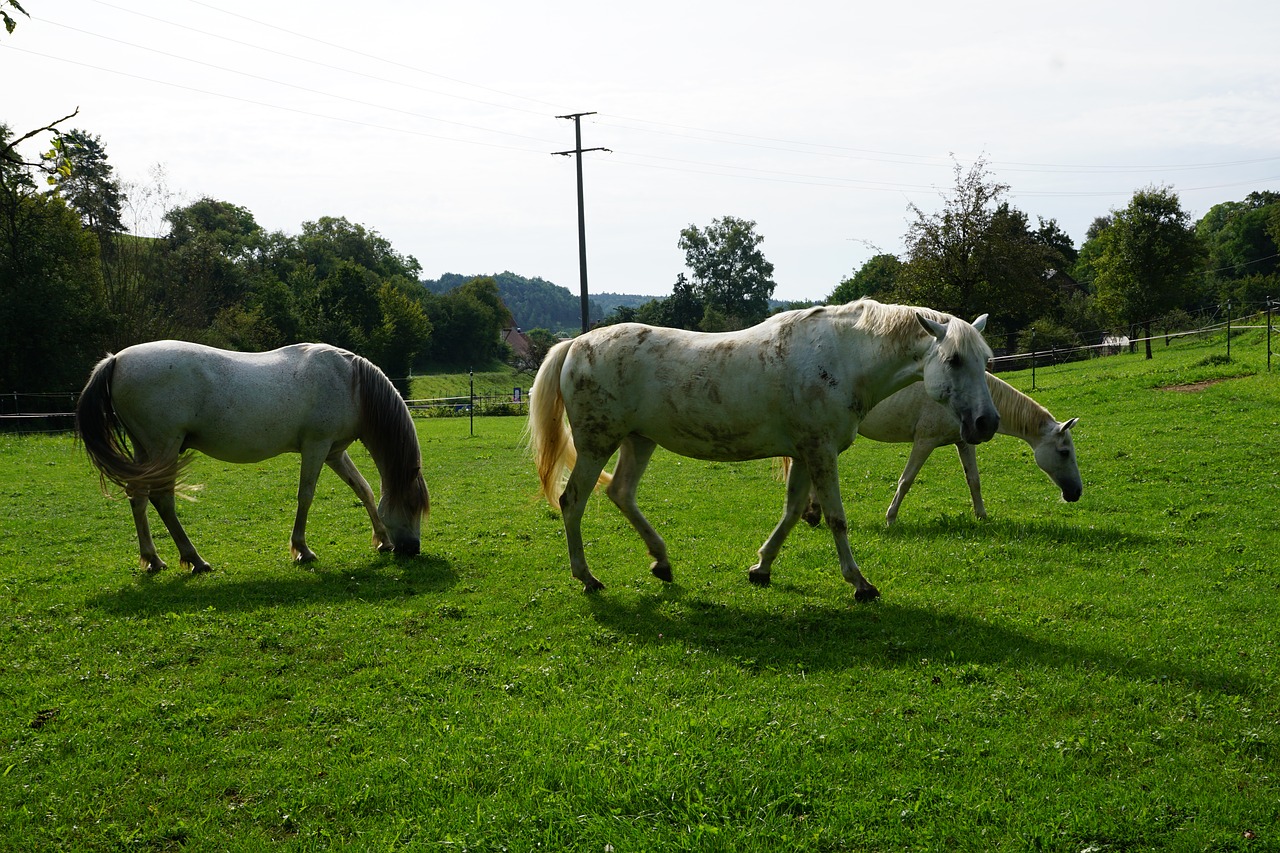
[295,216,420,283]
[423,277,513,367]
[1070,215,1113,292]
[1196,191,1280,308]
[46,129,124,234]
[1033,216,1077,271]
[1,123,106,390]
[1092,186,1203,359]
[368,281,432,395]
[160,198,264,327]
[829,253,901,304]
[894,156,1056,349]
[677,216,775,329]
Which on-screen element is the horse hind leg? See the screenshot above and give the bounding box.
[559,449,613,593]
[149,488,211,573]
[290,444,330,563]
[750,459,814,586]
[606,436,672,583]
[130,490,167,573]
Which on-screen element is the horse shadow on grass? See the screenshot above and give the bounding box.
[585,583,1255,698]
[84,552,458,618]
[862,514,1165,549]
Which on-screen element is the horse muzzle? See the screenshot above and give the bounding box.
[962,412,1000,445]
[393,538,421,557]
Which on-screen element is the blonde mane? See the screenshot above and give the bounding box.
[838,298,992,361]
[985,373,1053,438]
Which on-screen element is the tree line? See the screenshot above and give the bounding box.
[6,110,1278,399]
[2,118,513,395]
[604,158,1280,363]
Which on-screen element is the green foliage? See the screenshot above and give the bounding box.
[830,253,902,304]
[1092,186,1204,358]
[3,332,1279,849]
[2,0,27,35]
[0,186,107,391]
[678,215,776,329]
[893,157,1060,350]
[45,129,123,233]
[425,271,603,333]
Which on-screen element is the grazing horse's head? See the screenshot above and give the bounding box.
[378,470,428,556]
[916,312,999,445]
[1034,417,1082,502]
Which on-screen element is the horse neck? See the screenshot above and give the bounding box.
[987,375,1055,444]
[355,359,421,491]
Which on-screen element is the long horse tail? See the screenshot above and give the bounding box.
[75,353,187,495]
[528,339,611,509]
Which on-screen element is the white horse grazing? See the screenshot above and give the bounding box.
[528,299,998,601]
[76,341,429,572]
[783,373,1081,525]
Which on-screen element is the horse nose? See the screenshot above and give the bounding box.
[970,412,999,443]
[395,538,420,557]
[1063,487,1082,503]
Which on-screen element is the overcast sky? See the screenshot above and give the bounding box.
[5,0,1279,303]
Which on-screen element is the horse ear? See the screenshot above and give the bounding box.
[971,313,989,332]
[917,313,949,341]
[1060,417,1079,432]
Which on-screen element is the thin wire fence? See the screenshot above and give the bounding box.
[4,304,1275,434]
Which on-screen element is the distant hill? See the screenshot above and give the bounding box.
[421,272,602,332]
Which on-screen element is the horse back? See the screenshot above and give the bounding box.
[111,341,360,462]
[559,320,862,461]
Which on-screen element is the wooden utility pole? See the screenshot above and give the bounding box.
[553,112,609,334]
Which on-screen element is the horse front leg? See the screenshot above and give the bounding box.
[808,459,879,602]
[606,436,671,582]
[290,446,329,563]
[886,441,936,525]
[326,450,392,551]
[149,489,211,573]
[750,459,813,586]
[955,442,986,518]
[129,490,167,573]
[560,451,611,592]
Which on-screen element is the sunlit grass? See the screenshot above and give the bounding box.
[1,329,1277,850]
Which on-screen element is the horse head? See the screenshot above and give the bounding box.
[1033,416,1082,502]
[378,470,428,556]
[916,312,1000,445]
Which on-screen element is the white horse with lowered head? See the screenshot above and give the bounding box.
[76,340,429,572]
[528,299,999,601]
[783,372,1081,525]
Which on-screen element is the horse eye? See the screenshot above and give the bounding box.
[946,355,962,368]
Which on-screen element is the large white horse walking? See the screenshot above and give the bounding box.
[783,372,1082,525]
[76,341,429,572]
[529,299,999,601]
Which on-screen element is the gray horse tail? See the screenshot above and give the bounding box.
[75,353,186,495]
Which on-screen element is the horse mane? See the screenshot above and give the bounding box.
[839,298,992,361]
[985,373,1053,437]
[353,356,429,520]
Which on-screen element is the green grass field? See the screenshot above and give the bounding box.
[2,329,1277,851]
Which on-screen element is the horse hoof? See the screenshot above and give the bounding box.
[141,558,166,574]
[189,562,213,574]
[582,578,605,594]
[854,585,880,603]
[651,562,673,583]
[748,569,771,587]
